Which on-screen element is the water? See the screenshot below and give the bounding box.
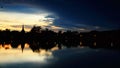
[0,44,120,68]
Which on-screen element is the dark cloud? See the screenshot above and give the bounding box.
[45,15,58,19]
[0,3,48,14]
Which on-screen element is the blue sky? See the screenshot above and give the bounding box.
[0,0,120,31]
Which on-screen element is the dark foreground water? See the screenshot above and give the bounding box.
[0,46,120,68]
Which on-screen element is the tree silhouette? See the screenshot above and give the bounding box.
[0,25,120,52]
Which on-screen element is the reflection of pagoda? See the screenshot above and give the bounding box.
[21,25,25,53]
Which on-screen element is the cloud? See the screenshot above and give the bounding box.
[45,15,59,19]
[0,19,14,23]
[43,25,64,31]
[0,10,58,31]
[42,19,55,24]
[50,19,95,31]
[11,25,33,29]
[0,3,51,14]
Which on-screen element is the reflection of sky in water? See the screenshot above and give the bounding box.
[0,44,53,66]
[0,45,120,68]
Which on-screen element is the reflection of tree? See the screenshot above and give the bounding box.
[11,41,19,48]
[0,25,120,52]
[28,41,40,52]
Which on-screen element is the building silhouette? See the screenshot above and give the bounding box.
[21,25,25,53]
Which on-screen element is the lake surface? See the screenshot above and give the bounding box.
[0,44,120,68]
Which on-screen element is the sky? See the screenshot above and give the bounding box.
[0,0,120,32]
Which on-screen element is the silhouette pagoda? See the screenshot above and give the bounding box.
[21,25,25,33]
[21,25,25,53]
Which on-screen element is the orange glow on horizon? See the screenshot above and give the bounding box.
[51,45,59,51]
[3,44,12,49]
[39,49,52,56]
[17,43,30,49]
[0,45,2,49]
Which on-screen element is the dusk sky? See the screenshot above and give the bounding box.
[0,0,119,31]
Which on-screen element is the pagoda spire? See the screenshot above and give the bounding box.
[21,25,25,33]
[21,25,25,53]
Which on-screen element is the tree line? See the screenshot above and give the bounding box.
[0,26,120,52]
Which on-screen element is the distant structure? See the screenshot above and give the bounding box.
[21,25,25,53]
[21,25,25,33]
